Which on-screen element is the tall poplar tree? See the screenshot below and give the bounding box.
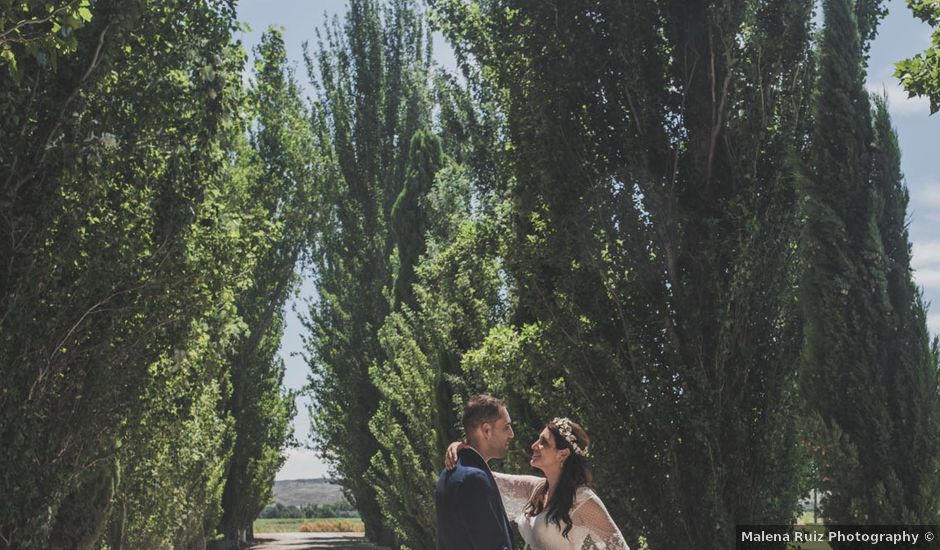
[366,67,515,548]
[217,28,308,545]
[370,214,506,549]
[304,0,433,542]
[0,1,272,547]
[432,1,815,548]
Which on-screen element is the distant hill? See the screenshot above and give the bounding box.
[271,478,347,507]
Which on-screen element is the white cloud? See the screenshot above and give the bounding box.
[913,268,940,289]
[928,314,940,339]
[866,81,932,117]
[910,181,940,209]
[912,241,940,269]
[276,448,330,480]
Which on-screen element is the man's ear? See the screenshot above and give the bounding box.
[479,421,492,440]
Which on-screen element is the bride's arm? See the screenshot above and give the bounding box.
[570,490,631,550]
[492,471,543,520]
[491,471,543,499]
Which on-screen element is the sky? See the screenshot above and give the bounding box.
[232,0,940,481]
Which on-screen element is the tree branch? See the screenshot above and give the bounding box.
[0,1,83,44]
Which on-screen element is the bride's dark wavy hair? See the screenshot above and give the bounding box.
[523,419,592,538]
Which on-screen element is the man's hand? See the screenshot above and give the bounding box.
[444,440,469,469]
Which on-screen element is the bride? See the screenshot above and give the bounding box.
[446,417,629,550]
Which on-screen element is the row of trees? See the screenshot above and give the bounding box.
[1,2,305,548]
[2,0,938,549]
[302,1,940,550]
[258,501,358,519]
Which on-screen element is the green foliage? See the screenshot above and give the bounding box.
[801,0,888,527]
[391,129,444,309]
[114,377,234,549]
[370,212,508,549]
[304,0,434,543]
[853,0,888,58]
[369,312,440,550]
[216,27,309,545]
[896,0,940,114]
[49,457,119,550]
[431,1,815,548]
[0,0,94,74]
[3,2,936,550]
[0,0,289,547]
[801,0,940,531]
[362,77,506,547]
[870,97,940,523]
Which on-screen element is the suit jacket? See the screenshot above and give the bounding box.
[435,447,514,550]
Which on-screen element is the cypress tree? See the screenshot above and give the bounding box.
[871,95,940,524]
[802,0,940,529]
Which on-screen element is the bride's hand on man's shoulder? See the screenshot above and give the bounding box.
[444,440,468,470]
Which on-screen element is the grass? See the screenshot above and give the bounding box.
[253,517,364,533]
[797,512,825,525]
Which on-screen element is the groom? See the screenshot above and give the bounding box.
[435,394,515,550]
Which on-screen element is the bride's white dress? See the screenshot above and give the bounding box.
[493,472,630,550]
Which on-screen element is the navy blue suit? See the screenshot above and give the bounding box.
[435,447,513,550]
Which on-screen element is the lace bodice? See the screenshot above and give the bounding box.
[492,472,630,550]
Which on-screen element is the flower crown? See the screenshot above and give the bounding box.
[552,417,590,458]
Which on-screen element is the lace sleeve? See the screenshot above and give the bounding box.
[570,489,630,550]
[492,471,543,521]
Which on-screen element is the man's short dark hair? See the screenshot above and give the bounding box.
[462,394,505,435]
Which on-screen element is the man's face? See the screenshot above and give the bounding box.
[485,406,514,460]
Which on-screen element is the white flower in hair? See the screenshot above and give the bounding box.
[552,417,590,458]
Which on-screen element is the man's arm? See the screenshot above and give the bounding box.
[458,472,511,550]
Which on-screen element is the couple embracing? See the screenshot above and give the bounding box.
[435,395,629,550]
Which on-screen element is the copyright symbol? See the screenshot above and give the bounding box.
[926,531,934,542]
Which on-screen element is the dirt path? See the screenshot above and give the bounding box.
[250,532,382,550]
